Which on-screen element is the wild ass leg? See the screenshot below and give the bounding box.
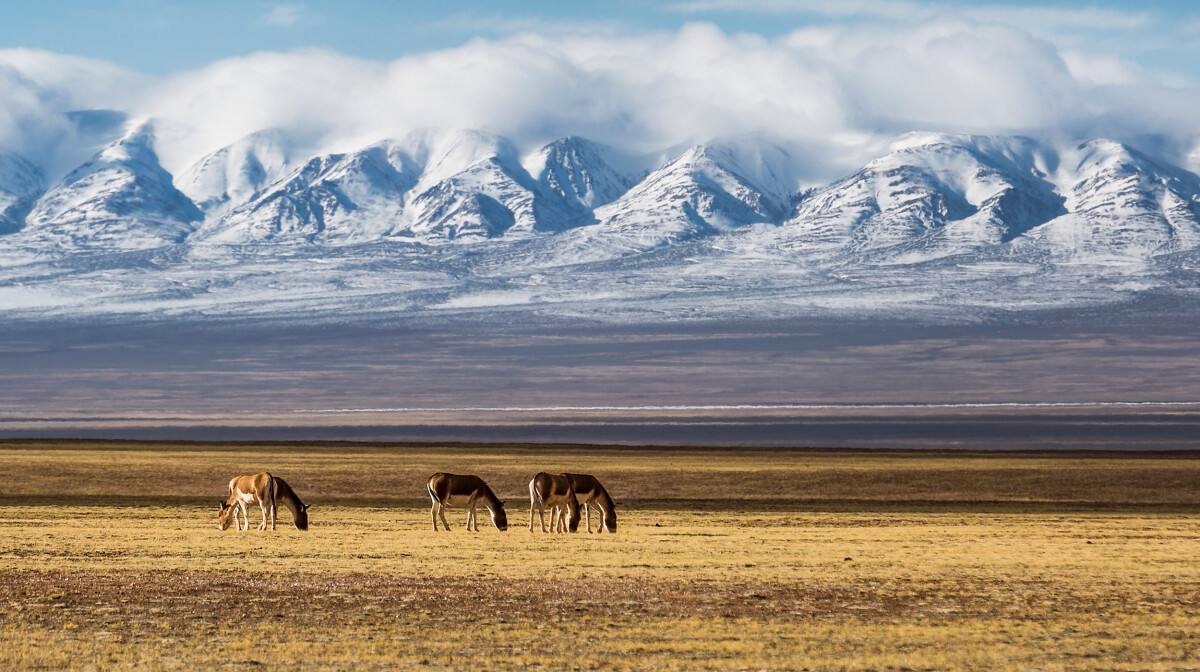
[584,502,592,533]
[467,495,478,532]
[430,498,439,531]
[538,503,548,533]
[438,502,452,531]
[257,498,268,531]
[237,500,250,531]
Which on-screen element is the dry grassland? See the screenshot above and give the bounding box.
[1,441,1198,670]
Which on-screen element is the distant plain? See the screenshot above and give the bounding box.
[4,311,1200,447]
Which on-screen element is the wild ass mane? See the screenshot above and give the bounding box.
[595,482,615,511]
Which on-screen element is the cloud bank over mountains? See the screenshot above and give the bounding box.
[1,18,1199,184]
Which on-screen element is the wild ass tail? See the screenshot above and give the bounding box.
[274,476,310,530]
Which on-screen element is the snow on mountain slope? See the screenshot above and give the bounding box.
[526,136,639,211]
[1023,140,1200,261]
[0,153,46,234]
[23,122,201,249]
[776,134,1065,261]
[7,126,1200,326]
[403,129,511,193]
[44,110,130,181]
[197,130,585,244]
[403,129,578,241]
[562,139,796,256]
[176,129,291,214]
[199,140,420,244]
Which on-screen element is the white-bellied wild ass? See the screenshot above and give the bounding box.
[564,473,617,533]
[528,472,581,533]
[427,473,509,532]
[217,472,310,531]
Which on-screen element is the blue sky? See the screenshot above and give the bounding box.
[0,0,1197,79]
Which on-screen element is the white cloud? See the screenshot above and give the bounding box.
[667,0,1152,31]
[1061,51,1145,86]
[2,20,1199,183]
[262,4,305,27]
[0,49,147,174]
[0,48,145,110]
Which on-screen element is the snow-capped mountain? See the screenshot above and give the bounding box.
[527,136,640,211]
[1023,140,1200,260]
[196,129,590,244]
[577,139,796,252]
[5,126,1200,260]
[2,124,1200,321]
[0,153,45,234]
[200,140,419,243]
[176,129,291,214]
[405,144,533,240]
[778,134,1065,260]
[404,130,580,241]
[22,122,201,249]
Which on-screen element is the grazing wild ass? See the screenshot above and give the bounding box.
[564,473,617,533]
[427,473,509,532]
[217,472,310,531]
[528,472,581,533]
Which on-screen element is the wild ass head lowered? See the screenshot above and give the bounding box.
[216,501,238,530]
[216,472,311,532]
[564,473,617,533]
[528,472,582,533]
[427,473,508,532]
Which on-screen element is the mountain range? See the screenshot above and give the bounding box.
[1,116,1198,322]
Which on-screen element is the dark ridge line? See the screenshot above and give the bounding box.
[2,438,1200,458]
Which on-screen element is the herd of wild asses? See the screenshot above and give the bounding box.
[217,471,617,534]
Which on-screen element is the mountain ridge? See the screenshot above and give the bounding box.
[1,124,1199,322]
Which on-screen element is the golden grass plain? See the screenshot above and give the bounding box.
[1,441,1199,670]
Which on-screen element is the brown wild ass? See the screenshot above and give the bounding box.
[528,472,581,533]
[217,472,310,531]
[427,473,509,532]
[564,473,617,533]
